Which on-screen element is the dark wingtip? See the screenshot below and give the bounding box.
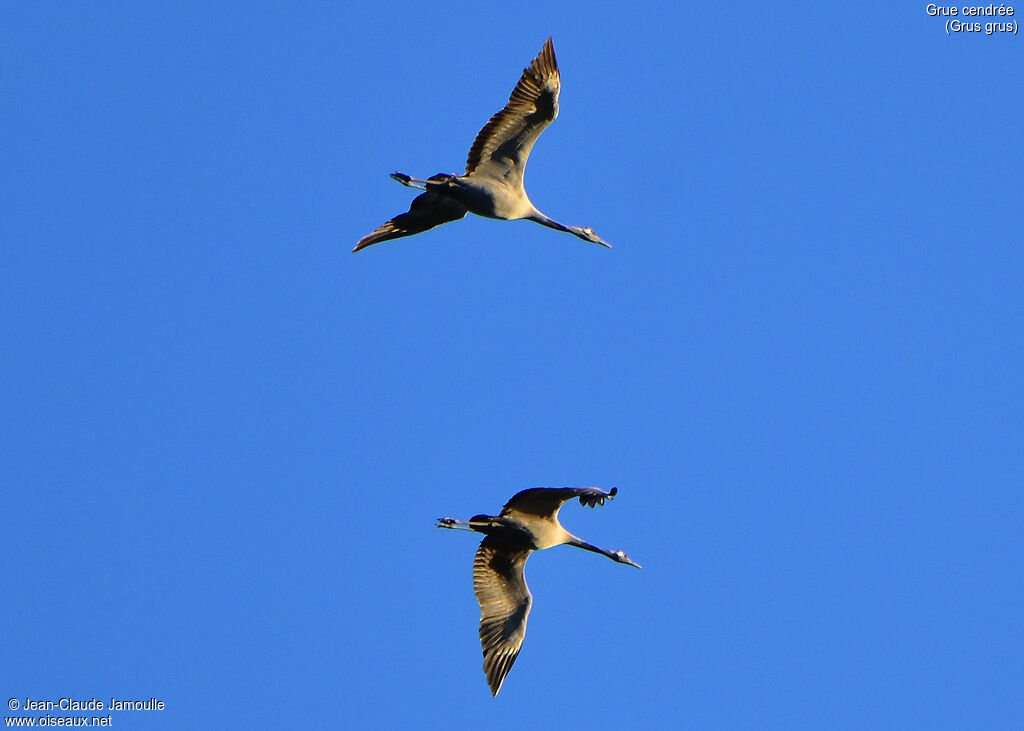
[352,236,377,253]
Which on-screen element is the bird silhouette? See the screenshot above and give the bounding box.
[354,38,611,252]
[437,486,640,696]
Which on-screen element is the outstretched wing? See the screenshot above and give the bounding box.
[501,486,618,519]
[474,537,533,696]
[464,37,560,186]
[353,188,467,252]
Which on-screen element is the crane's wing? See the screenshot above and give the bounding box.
[464,37,560,186]
[353,187,467,252]
[500,487,618,519]
[474,537,533,696]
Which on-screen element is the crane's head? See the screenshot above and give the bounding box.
[610,549,642,569]
[569,226,612,248]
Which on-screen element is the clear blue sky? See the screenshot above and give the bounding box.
[4,2,1021,728]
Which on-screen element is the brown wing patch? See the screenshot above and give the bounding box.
[474,539,533,696]
[464,37,560,179]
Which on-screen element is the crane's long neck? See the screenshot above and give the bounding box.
[526,208,609,247]
[526,209,571,234]
[567,535,641,568]
[567,536,618,561]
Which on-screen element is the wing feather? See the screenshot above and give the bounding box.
[501,487,617,519]
[474,538,533,696]
[464,37,560,185]
[353,188,467,252]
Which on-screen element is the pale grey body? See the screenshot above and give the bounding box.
[437,486,640,696]
[354,38,611,252]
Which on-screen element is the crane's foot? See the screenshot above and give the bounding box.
[437,517,475,531]
[390,171,428,189]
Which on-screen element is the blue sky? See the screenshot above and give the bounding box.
[3,2,1021,728]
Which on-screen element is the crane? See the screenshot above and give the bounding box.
[437,486,640,696]
[354,38,611,252]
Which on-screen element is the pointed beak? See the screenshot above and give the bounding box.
[611,550,642,569]
[575,227,611,248]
